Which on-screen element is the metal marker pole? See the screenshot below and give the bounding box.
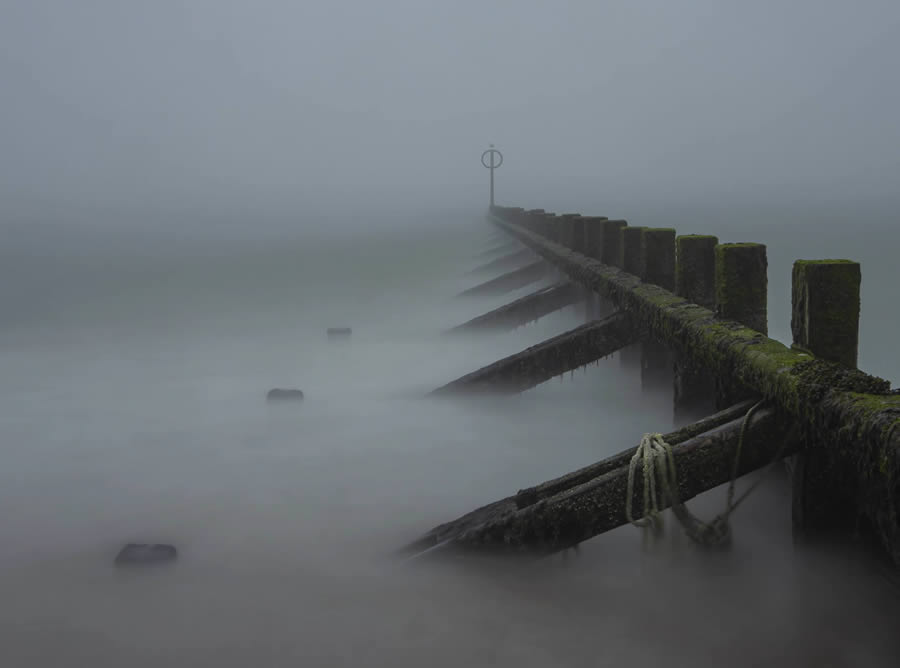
[481,145,503,209]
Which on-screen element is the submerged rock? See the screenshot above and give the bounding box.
[266,388,304,401]
[114,543,177,566]
[327,327,352,339]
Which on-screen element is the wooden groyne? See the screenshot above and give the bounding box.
[404,203,900,568]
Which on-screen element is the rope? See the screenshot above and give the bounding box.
[625,433,677,529]
[626,399,770,547]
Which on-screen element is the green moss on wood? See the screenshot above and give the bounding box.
[676,235,718,309]
[620,227,646,276]
[715,243,768,335]
[791,260,860,368]
[643,228,677,291]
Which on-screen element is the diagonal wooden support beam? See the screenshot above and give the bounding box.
[446,282,579,334]
[467,248,535,275]
[403,405,797,559]
[432,313,638,396]
[399,400,759,558]
[513,398,759,509]
[457,260,552,297]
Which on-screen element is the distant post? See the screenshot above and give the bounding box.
[481,145,503,209]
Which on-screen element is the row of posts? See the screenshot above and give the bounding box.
[493,205,862,535]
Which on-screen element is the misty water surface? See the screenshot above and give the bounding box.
[1,208,898,667]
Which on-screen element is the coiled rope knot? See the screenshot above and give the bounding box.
[625,433,677,530]
[625,399,768,548]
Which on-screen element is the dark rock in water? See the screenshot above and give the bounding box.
[267,388,304,401]
[327,327,352,339]
[114,543,177,566]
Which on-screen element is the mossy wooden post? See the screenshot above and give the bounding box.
[618,226,646,370]
[508,207,526,229]
[526,210,544,236]
[571,217,587,255]
[673,235,719,424]
[642,229,676,290]
[583,216,609,261]
[790,260,862,535]
[676,235,718,307]
[538,213,554,241]
[600,220,627,268]
[558,214,581,250]
[518,210,533,234]
[619,226,646,277]
[543,214,559,244]
[714,243,768,408]
[639,229,677,393]
[581,217,611,317]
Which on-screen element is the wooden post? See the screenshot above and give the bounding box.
[581,216,612,317]
[673,235,719,425]
[676,235,718,309]
[790,260,862,535]
[618,225,645,370]
[791,260,861,368]
[714,243,768,407]
[508,207,526,229]
[583,216,609,261]
[640,229,677,393]
[538,213,554,241]
[715,243,768,334]
[600,220,627,267]
[642,229,676,291]
[571,217,587,254]
[526,210,544,236]
[619,226,646,276]
[558,214,581,249]
[543,214,559,243]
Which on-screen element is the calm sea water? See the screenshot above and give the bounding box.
[1,208,898,666]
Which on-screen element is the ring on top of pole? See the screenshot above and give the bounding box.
[481,144,503,209]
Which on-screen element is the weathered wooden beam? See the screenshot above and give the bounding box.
[457,260,551,297]
[448,407,794,556]
[431,313,638,396]
[446,282,579,334]
[490,210,900,566]
[402,404,793,558]
[400,399,758,558]
[467,248,534,274]
[513,399,759,509]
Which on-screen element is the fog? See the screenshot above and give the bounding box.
[3,0,900,224]
[2,1,900,666]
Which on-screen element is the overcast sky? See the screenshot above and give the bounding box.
[2,0,899,222]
